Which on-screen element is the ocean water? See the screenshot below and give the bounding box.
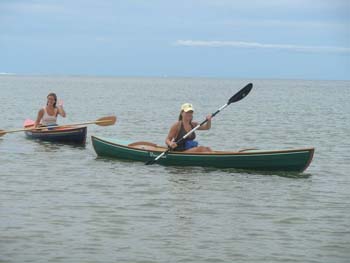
[0,75,349,262]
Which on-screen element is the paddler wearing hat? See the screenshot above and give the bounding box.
[165,103,212,152]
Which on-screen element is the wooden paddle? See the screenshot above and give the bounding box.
[0,115,117,137]
[145,83,253,165]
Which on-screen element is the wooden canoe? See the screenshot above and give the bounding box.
[24,120,87,145]
[91,136,314,172]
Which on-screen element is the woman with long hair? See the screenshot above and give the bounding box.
[34,93,66,127]
[165,103,212,152]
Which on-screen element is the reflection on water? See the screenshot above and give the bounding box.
[31,139,87,151]
[164,165,210,175]
[217,167,313,179]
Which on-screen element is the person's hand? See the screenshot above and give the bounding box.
[58,100,64,107]
[169,141,178,149]
[206,115,212,121]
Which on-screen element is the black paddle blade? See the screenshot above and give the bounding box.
[228,83,253,105]
[145,160,155,165]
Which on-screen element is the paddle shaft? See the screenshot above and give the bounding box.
[0,116,116,136]
[1,122,99,134]
[59,119,110,127]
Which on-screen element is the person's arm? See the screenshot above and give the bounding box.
[165,122,179,149]
[34,109,44,128]
[196,115,212,130]
[57,100,66,117]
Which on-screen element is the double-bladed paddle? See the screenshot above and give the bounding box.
[0,115,117,137]
[145,83,253,165]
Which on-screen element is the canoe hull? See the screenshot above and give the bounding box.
[25,126,87,145]
[91,136,314,172]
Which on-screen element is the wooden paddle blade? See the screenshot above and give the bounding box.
[0,126,38,136]
[95,115,117,126]
[228,83,253,104]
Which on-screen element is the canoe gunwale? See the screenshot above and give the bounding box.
[25,125,87,134]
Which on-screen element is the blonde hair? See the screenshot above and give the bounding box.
[178,110,193,122]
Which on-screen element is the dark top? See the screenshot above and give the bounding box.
[173,121,196,151]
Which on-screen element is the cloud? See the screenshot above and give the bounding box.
[175,40,350,54]
[0,72,16,75]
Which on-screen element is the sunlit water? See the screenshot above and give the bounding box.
[1,76,349,262]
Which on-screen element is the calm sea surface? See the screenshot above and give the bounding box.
[1,76,349,263]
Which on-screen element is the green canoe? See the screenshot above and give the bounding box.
[91,136,314,172]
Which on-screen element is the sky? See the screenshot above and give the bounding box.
[1,0,349,80]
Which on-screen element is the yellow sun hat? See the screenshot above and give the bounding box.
[181,103,194,112]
